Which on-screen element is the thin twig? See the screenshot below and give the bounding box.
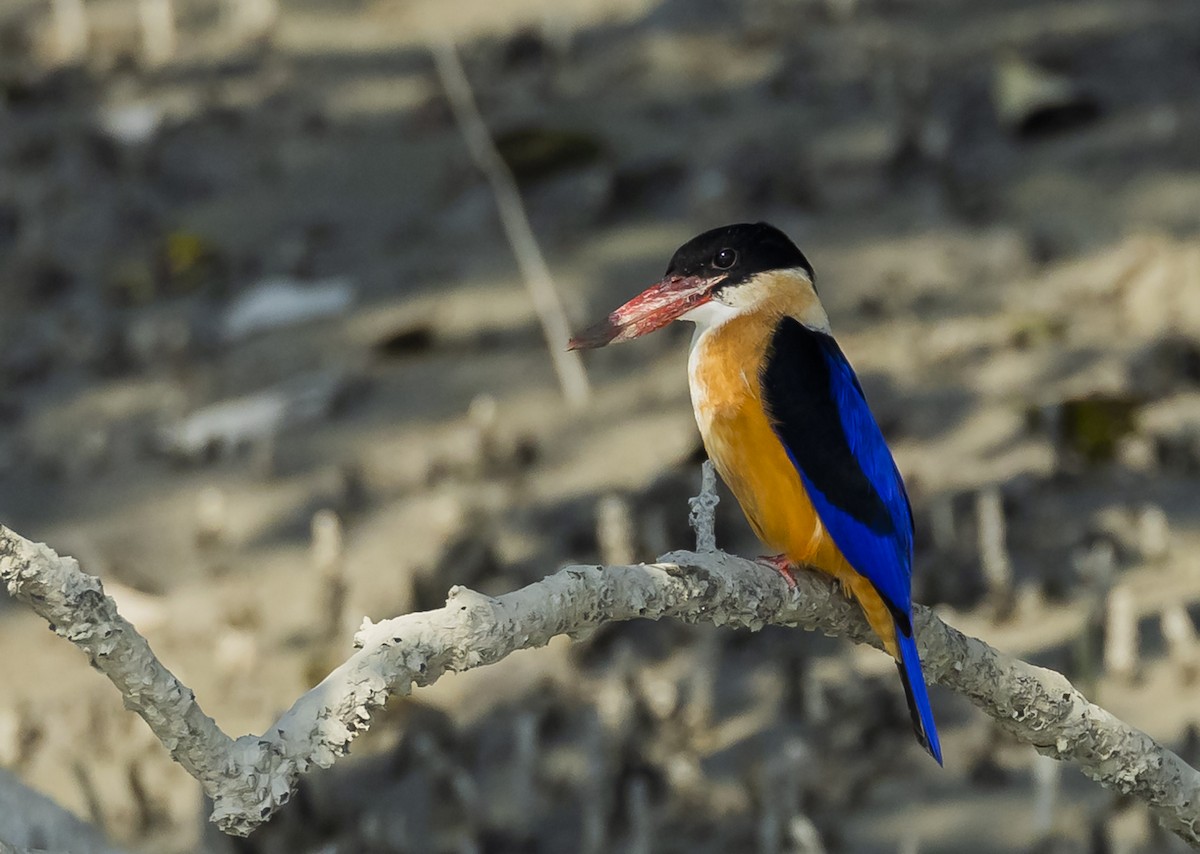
[976,487,1014,620]
[1163,604,1199,683]
[430,38,591,410]
[688,460,719,553]
[311,509,347,641]
[596,494,636,566]
[4,514,1200,844]
[1105,584,1138,681]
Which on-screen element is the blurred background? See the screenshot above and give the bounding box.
[2,0,1200,851]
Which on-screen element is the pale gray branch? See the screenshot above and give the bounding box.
[3,515,1200,845]
[688,460,720,553]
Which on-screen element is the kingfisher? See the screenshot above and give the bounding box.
[569,222,942,764]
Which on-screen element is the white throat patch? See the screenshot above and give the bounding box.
[679,301,739,334]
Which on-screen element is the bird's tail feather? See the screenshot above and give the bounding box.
[895,628,943,766]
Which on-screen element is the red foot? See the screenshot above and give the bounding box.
[757,553,798,589]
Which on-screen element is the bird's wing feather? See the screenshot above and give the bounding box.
[760,317,914,615]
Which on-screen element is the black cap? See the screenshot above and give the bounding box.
[664,222,815,289]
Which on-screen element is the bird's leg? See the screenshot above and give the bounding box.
[757,553,798,589]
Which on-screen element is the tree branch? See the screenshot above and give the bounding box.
[430,37,592,411]
[3,483,1200,844]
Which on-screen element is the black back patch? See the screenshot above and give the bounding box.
[759,317,894,535]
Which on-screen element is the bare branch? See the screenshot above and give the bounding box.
[3,512,1200,844]
[430,38,591,410]
[0,531,234,781]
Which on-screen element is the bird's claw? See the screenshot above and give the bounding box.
[757,553,798,589]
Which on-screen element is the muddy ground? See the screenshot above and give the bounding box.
[2,0,1200,852]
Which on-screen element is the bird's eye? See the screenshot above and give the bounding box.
[714,248,737,269]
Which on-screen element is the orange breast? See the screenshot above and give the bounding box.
[688,310,840,569]
[688,309,901,658]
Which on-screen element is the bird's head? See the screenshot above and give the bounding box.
[568,222,817,349]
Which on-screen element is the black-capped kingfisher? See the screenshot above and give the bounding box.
[569,222,942,764]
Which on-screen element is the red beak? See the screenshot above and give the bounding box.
[568,275,713,350]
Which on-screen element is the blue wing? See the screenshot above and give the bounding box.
[759,317,914,615]
[761,318,942,765]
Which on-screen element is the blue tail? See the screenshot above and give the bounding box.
[896,628,943,765]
